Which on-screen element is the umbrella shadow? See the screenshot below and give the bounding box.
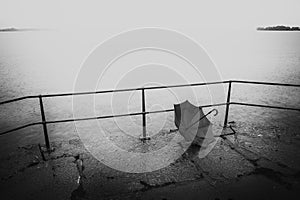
[184,143,202,159]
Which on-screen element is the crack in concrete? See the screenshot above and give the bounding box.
[49,153,75,161]
[78,173,186,198]
[236,166,298,190]
[70,154,87,200]
[1,151,81,182]
[1,157,41,181]
[2,135,299,199]
[189,159,219,187]
[221,136,300,189]
[222,136,289,168]
[139,180,176,191]
[102,176,205,199]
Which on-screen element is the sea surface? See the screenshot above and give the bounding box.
[0,29,299,152]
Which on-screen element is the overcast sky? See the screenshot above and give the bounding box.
[1,0,299,30]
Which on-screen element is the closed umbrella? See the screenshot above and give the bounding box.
[174,100,218,149]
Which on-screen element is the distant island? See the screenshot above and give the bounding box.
[0,27,41,32]
[257,25,300,31]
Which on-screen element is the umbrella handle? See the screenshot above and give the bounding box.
[184,108,219,131]
[207,108,218,116]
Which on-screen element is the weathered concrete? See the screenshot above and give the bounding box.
[0,127,300,200]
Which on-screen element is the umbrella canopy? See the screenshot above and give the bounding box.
[174,100,216,148]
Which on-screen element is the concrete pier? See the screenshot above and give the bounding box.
[1,127,300,200]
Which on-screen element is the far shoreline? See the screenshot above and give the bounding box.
[257,25,300,31]
[0,27,43,32]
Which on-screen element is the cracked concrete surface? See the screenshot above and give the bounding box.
[0,127,300,200]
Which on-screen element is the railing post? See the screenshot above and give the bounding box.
[223,81,232,128]
[39,95,50,151]
[141,88,150,142]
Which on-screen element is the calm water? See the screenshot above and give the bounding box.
[0,29,300,151]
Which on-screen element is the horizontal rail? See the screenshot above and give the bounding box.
[1,80,300,140]
[46,103,227,124]
[41,88,141,98]
[41,80,229,98]
[2,100,299,136]
[140,80,229,90]
[0,102,300,135]
[0,103,227,135]
[0,122,41,136]
[231,80,300,87]
[0,95,38,105]
[46,111,145,124]
[1,101,299,136]
[1,80,299,104]
[230,102,300,112]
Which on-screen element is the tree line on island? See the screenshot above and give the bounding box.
[257,25,300,31]
[0,27,42,32]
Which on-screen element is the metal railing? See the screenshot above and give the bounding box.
[1,80,300,151]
